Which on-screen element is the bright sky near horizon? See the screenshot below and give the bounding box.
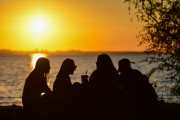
[0,0,145,52]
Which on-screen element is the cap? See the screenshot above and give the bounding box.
[118,58,135,72]
[118,58,135,65]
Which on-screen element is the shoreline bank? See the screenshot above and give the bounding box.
[0,103,180,120]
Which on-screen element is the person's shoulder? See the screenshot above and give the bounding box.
[133,69,142,75]
[93,69,98,72]
[26,71,35,80]
[29,70,42,78]
[133,69,141,73]
[91,69,99,75]
[89,70,98,80]
[72,82,81,88]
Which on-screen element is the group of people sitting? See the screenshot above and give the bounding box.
[22,53,158,115]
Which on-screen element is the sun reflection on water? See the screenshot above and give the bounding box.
[31,53,47,69]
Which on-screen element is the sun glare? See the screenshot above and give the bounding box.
[21,13,65,50]
[24,15,53,43]
[31,18,47,33]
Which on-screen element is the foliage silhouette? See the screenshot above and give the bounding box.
[124,0,180,96]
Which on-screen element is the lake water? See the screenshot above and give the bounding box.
[0,53,179,105]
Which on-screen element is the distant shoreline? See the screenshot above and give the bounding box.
[0,49,145,55]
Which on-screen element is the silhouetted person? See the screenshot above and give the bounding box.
[22,57,52,110]
[87,54,119,109]
[117,58,144,119]
[53,58,78,108]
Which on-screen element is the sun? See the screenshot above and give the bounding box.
[31,18,47,33]
[23,13,64,47]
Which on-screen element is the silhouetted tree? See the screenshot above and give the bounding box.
[124,0,180,96]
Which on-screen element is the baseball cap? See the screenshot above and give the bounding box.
[118,58,135,65]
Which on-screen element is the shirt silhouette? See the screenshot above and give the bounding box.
[88,54,119,108]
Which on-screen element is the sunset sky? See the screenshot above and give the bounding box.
[0,0,145,52]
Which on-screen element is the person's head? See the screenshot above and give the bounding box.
[118,58,134,73]
[34,57,50,73]
[96,54,116,72]
[57,58,77,76]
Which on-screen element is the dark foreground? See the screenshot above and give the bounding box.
[0,103,180,120]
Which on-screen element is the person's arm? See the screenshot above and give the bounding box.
[88,70,97,85]
[42,77,53,95]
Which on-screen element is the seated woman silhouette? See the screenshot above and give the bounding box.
[53,58,77,108]
[87,54,119,108]
[22,57,52,109]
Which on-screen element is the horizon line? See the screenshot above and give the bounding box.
[0,49,145,54]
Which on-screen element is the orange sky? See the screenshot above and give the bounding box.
[0,0,145,52]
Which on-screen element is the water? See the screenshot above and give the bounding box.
[0,53,179,106]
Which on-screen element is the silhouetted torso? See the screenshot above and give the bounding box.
[87,54,119,108]
[22,70,52,109]
[89,69,118,94]
[118,68,159,118]
[53,74,73,102]
[119,69,143,97]
[52,58,77,108]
